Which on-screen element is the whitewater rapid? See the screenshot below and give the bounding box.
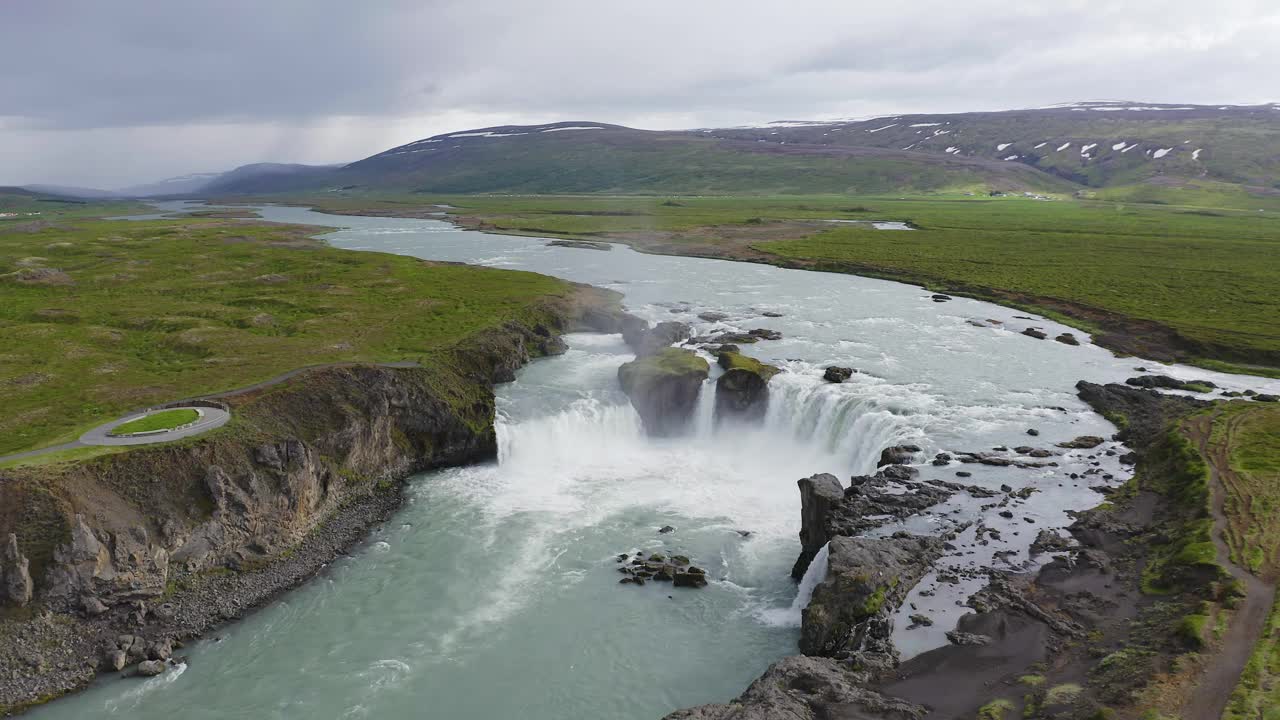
[37,202,1277,720]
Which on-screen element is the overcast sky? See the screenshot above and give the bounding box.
[2,0,1277,188]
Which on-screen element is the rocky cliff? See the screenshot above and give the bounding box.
[0,285,625,713]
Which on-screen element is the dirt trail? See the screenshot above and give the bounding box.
[1182,410,1276,720]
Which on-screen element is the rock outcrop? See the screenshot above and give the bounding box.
[1075,381,1209,449]
[1,534,33,607]
[793,474,846,580]
[664,655,926,720]
[791,471,952,579]
[617,348,709,436]
[714,351,780,422]
[801,535,944,663]
[1124,374,1214,392]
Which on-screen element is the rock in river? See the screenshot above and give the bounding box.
[714,350,780,422]
[878,444,922,467]
[823,366,854,383]
[617,348,709,436]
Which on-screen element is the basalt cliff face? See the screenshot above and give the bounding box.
[0,287,627,713]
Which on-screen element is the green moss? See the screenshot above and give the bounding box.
[976,698,1015,720]
[618,348,709,393]
[716,350,780,380]
[1044,683,1083,705]
[1177,614,1209,649]
[1017,675,1045,687]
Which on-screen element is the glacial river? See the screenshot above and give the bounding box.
[34,202,1279,719]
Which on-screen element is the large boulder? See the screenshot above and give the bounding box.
[714,351,780,422]
[1,533,33,607]
[800,535,944,662]
[792,474,846,579]
[878,444,922,467]
[664,655,926,720]
[617,348,710,436]
[791,472,953,579]
[823,366,854,383]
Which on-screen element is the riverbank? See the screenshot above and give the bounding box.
[278,193,1280,377]
[0,210,631,712]
[0,297,628,712]
[663,383,1279,720]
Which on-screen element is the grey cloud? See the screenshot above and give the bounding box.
[1,0,1276,186]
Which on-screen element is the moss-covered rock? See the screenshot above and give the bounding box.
[800,534,943,661]
[714,351,780,422]
[617,348,709,436]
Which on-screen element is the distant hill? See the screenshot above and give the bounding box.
[149,102,1280,198]
[199,163,337,195]
[705,101,1280,190]
[118,172,225,197]
[20,184,119,199]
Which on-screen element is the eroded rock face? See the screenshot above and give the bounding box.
[714,351,780,423]
[1,534,33,607]
[792,474,846,580]
[41,516,171,607]
[617,348,709,436]
[800,535,944,663]
[664,655,926,720]
[791,471,952,579]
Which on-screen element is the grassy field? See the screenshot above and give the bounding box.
[109,408,199,435]
[1205,402,1280,719]
[290,192,1280,374]
[0,215,578,457]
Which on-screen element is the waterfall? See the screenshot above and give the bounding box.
[758,541,829,627]
[496,397,643,468]
[792,541,830,613]
[760,371,912,476]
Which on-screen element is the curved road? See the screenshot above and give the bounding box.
[0,361,421,465]
[79,407,231,446]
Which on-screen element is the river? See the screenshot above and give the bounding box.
[33,201,1277,719]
